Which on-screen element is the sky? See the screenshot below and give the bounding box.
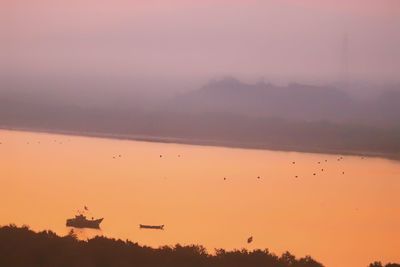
[1,0,400,86]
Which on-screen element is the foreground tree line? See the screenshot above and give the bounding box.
[0,225,398,267]
[369,263,400,267]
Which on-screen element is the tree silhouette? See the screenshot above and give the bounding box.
[0,225,398,267]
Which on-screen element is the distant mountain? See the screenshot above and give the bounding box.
[168,78,400,127]
[1,77,400,157]
[373,90,400,124]
[168,77,355,122]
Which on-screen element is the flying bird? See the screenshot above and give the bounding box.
[247,236,253,243]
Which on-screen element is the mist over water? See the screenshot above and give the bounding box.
[1,2,400,267]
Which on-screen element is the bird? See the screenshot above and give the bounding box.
[257,176,261,179]
[223,177,227,181]
[247,236,253,243]
[160,155,163,158]
[295,175,298,178]
[313,173,316,176]
[292,161,296,164]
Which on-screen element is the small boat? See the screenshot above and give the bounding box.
[140,224,164,230]
[66,214,103,229]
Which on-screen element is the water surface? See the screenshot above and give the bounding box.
[1,130,399,267]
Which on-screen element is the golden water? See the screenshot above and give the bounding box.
[1,130,399,267]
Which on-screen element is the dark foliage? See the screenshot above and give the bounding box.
[1,225,398,267]
[369,262,400,267]
[0,225,325,267]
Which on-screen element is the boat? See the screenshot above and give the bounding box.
[66,214,103,229]
[139,224,164,230]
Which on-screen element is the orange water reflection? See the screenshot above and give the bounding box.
[1,130,399,267]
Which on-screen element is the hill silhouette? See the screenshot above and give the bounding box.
[169,78,400,127]
[169,78,354,123]
[1,78,400,158]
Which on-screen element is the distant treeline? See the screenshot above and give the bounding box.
[1,107,400,158]
[0,225,398,267]
[1,78,400,157]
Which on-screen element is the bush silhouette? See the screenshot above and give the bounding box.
[0,225,398,267]
[0,225,324,267]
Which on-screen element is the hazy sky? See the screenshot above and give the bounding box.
[1,0,400,84]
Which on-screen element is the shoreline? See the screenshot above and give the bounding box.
[1,125,399,161]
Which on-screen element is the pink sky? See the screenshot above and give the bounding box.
[4,0,398,14]
[1,0,399,83]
